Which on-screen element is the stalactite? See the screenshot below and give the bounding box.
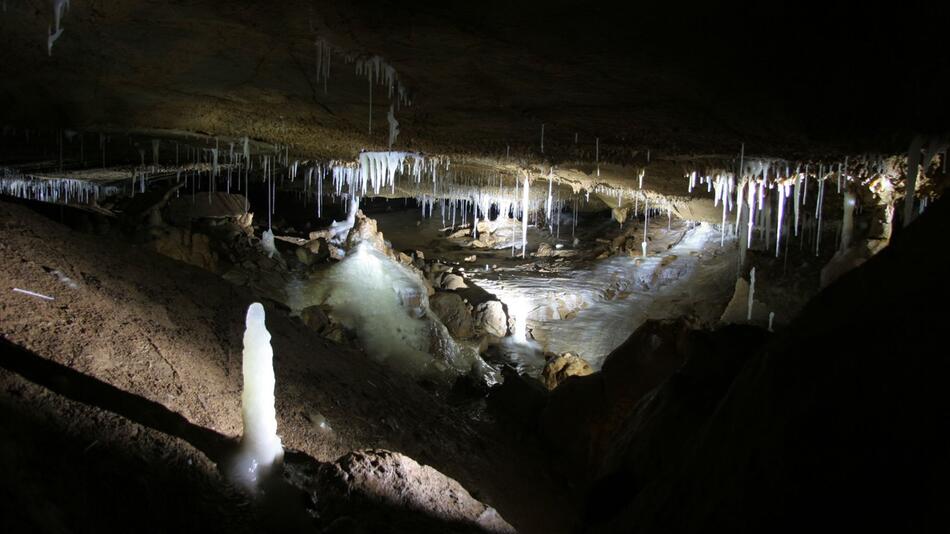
[641,197,649,258]
[815,173,825,256]
[521,173,529,258]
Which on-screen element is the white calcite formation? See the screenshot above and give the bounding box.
[1,168,119,204]
[48,0,70,55]
[231,303,283,491]
[261,229,277,258]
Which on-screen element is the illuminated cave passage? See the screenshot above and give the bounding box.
[1,2,949,533]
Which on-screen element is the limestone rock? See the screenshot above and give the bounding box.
[542,353,593,390]
[439,273,468,290]
[474,300,508,338]
[314,450,516,534]
[344,211,390,256]
[430,292,475,339]
[295,246,313,265]
[535,242,556,257]
[150,227,218,272]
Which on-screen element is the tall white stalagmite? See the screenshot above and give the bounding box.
[511,299,528,343]
[232,303,283,490]
[521,173,529,258]
[747,267,756,322]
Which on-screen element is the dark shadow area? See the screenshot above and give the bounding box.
[0,336,236,462]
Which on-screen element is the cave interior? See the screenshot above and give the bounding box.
[1,1,949,533]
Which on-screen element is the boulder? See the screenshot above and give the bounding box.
[539,319,697,482]
[541,353,593,390]
[439,273,468,291]
[474,301,508,338]
[535,242,556,257]
[150,227,218,272]
[314,450,516,534]
[430,292,475,339]
[295,246,313,265]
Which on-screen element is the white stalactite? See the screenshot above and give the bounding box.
[521,173,529,258]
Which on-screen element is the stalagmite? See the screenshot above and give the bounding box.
[511,299,528,343]
[261,230,277,258]
[231,303,283,490]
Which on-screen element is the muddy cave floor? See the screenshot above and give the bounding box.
[2,194,947,533]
